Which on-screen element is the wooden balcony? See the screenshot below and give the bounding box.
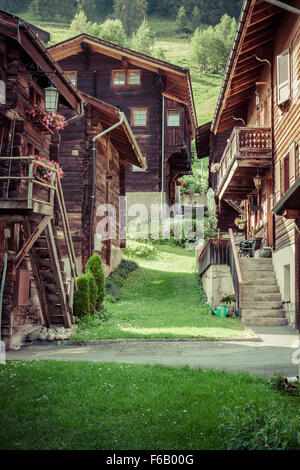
[216,127,272,200]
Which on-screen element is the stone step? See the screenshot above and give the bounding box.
[243,271,277,281]
[241,293,282,302]
[242,284,280,294]
[240,259,274,271]
[244,278,278,286]
[242,301,284,310]
[243,317,288,326]
[242,308,286,318]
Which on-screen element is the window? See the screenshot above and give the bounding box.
[112,70,126,86]
[167,109,180,126]
[112,69,141,86]
[132,108,147,126]
[128,70,141,85]
[65,71,77,86]
[132,154,147,172]
[277,49,291,105]
[29,87,43,106]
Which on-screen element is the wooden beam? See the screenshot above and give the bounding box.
[15,215,51,268]
[22,217,51,328]
[282,210,300,219]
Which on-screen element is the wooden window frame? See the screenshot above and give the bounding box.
[167,109,180,127]
[111,70,126,87]
[64,71,77,87]
[277,48,291,106]
[283,153,290,194]
[131,107,148,127]
[127,69,141,86]
[29,85,44,107]
[111,69,141,87]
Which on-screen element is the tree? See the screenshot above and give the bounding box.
[77,0,97,20]
[176,6,191,34]
[69,10,92,35]
[29,0,77,22]
[86,253,105,309]
[99,18,126,46]
[113,0,147,36]
[189,13,236,75]
[130,18,154,55]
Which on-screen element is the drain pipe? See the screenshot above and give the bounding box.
[0,252,8,342]
[89,112,125,258]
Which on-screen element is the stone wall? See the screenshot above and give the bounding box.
[201,264,235,309]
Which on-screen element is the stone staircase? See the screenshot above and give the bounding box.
[239,258,287,326]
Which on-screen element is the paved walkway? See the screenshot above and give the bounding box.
[6,326,300,378]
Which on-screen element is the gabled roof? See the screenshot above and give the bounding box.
[82,92,146,169]
[195,121,212,159]
[48,33,197,134]
[0,9,84,114]
[211,0,287,134]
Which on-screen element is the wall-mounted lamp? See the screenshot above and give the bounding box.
[44,84,59,112]
[253,172,262,189]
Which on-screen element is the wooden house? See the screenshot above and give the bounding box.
[57,91,145,275]
[0,10,84,347]
[48,34,197,213]
[196,0,300,328]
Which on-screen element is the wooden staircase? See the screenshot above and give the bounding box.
[0,156,78,332]
[239,258,287,326]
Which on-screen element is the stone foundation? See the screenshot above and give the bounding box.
[201,264,235,309]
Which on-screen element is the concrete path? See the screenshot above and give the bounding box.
[6,325,300,378]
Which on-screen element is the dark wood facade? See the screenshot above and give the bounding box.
[0,11,83,347]
[48,35,196,206]
[197,0,300,328]
[58,93,144,273]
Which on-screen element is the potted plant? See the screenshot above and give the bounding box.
[259,246,272,258]
[234,217,246,230]
[220,293,237,318]
[26,103,67,132]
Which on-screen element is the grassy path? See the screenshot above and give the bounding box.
[72,242,251,341]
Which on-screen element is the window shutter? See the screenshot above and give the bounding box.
[289,143,296,186]
[284,154,290,194]
[280,160,284,197]
[277,49,291,105]
[275,161,281,202]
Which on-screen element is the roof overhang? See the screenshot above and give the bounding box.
[272,177,300,217]
[211,0,287,134]
[48,34,197,135]
[195,121,212,158]
[0,9,84,114]
[82,92,146,169]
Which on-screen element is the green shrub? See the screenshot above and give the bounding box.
[86,271,98,314]
[73,274,90,318]
[105,259,138,302]
[123,243,157,259]
[86,253,105,308]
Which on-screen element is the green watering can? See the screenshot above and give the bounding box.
[206,301,230,317]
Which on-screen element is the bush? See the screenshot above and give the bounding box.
[86,253,106,308]
[73,274,90,318]
[123,243,157,259]
[86,271,98,314]
[105,259,138,302]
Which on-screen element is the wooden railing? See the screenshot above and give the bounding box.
[217,126,272,192]
[228,228,243,315]
[198,238,230,276]
[0,155,78,302]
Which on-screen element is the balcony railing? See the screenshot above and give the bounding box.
[217,126,272,196]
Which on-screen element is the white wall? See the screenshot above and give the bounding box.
[273,245,296,327]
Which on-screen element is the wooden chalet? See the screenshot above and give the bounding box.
[0,10,84,347]
[196,0,300,328]
[48,34,197,212]
[58,91,145,275]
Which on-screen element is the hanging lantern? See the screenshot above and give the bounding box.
[253,173,262,189]
[44,84,59,111]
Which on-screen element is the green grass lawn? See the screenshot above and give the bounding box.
[71,242,252,341]
[1,361,300,450]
